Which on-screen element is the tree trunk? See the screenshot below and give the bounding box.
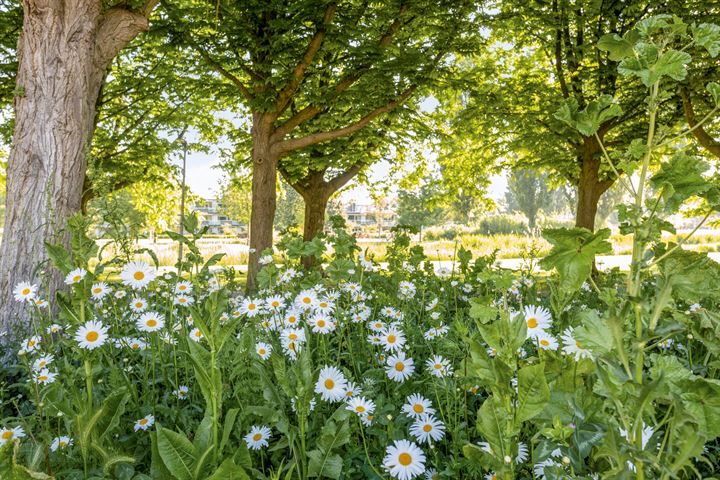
[246,113,278,290]
[0,1,150,333]
[300,188,330,269]
[574,136,612,231]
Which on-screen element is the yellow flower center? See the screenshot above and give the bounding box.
[540,339,550,346]
[395,362,405,372]
[272,301,279,307]
[73,275,81,282]
[258,349,266,355]
[387,335,396,343]
[320,302,327,308]
[289,333,298,340]
[248,303,256,310]
[413,404,424,413]
[86,331,99,342]
[147,319,157,327]
[576,340,583,348]
[59,441,67,447]
[133,271,145,281]
[1,431,13,440]
[179,285,186,290]
[398,452,412,466]
[527,318,538,328]
[324,379,335,389]
[303,297,311,304]
[139,419,148,425]
[93,287,102,294]
[28,340,36,347]
[434,363,442,370]
[288,342,297,351]
[423,424,432,432]
[38,375,48,382]
[195,331,202,337]
[21,288,30,295]
[136,302,143,308]
[356,405,365,413]
[317,320,326,328]
[253,433,262,441]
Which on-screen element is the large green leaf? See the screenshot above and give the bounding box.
[554,95,622,136]
[573,310,614,355]
[516,363,550,423]
[540,228,612,292]
[650,154,709,212]
[156,427,198,480]
[206,458,249,480]
[693,23,720,57]
[307,415,350,479]
[597,33,635,61]
[476,397,512,459]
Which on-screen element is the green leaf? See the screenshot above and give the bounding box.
[219,408,240,456]
[206,458,249,480]
[653,49,692,81]
[156,427,198,480]
[597,33,634,61]
[150,431,174,480]
[707,82,720,104]
[554,95,622,136]
[516,363,550,423]
[307,416,350,479]
[650,154,709,212]
[693,23,720,57]
[540,228,612,292]
[656,247,720,302]
[44,242,73,274]
[573,310,614,355]
[476,397,512,459]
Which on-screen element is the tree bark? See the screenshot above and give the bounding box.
[246,113,279,290]
[574,135,613,231]
[0,0,152,333]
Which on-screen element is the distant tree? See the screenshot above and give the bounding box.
[129,181,182,243]
[396,184,444,239]
[505,169,554,230]
[218,174,252,226]
[275,180,305,232]
[596,183,628,228]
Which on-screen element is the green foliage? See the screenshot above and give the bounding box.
[540,228,612,292]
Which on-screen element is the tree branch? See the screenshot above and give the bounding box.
[195,46,254,101]
[327,161,365,193]
[273,3,409,139]
[273,85,417,155]
[274,3,338,115]
[95,8,150,68]
[680,86,720,159]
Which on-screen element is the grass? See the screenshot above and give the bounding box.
[93,230,720,267]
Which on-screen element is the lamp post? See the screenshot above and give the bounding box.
[177,137,188,266]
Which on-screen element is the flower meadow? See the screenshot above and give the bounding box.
[4,16,720,480]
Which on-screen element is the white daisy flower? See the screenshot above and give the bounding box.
[137,312,165,332]
[175,281,192,294]
[315,366,348,402]
[308,315,335,334]
[344,381,362,398]
[50,435,72,452]
[346,396,376,417]
[281,328,306,345]
[426,355,453,378]
[240,298,261,317]
[516,442,529,463]
[619,424,655,450]
[244,425,271,450]
[90,282,110,300]
[173,386,189,400]
[130,297,148,313]
[64,268,87,285]
[409,414,445,444]
[536,331,559,351]
[189,328,204,342]
[383,439,426,480]
[33,368,57,385]
[403,394,435,418]
[256,342,272,360]
[425,469,439,480]
[21,336,41,353]
[13,282,37,302]
[561,327,593,361]
[46,324,63,334]
[0,426,26,445]
[386,352,415,383]
[265,295,284,311]
[522,305,552,338]
[174,294,194,306]
[74,321,109,350]
[114,290,127,299]
[315,298,335,314]
[133,415,155,431]
[381,327,406,352]
[295,290,318,310]
[34,298,49,309]
[120,261,156,289]
[32,355,54,371]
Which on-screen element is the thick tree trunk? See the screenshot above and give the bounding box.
[0,1,150,333]
[300,188,330,269]
[575,136,612,231]
[247,113,279,290]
